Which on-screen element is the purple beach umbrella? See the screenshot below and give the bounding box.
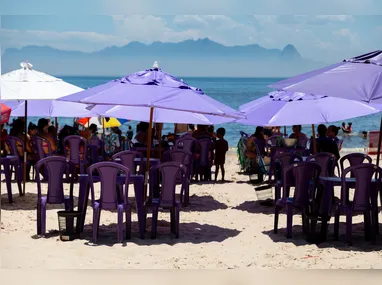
[58,62,243,182]
[270,50,382,164]
[236,90,379,126]
[237,90,379,153]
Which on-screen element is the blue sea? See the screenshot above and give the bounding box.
[13,76,381,149]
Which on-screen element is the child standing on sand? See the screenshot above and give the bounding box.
[214,127,229,182]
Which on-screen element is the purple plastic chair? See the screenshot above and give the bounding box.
[112,150,144,175]
[89,136,104,164]
[161,149,192,206]
[339,153,372,177]
[273,152,303,201]
[63,135,88,174]
[307,152,338,230]
[88,162,131,243]
[5,136,26,188]
[176,136,198,179]
[175,136,197,154]
[195,138,213,181]
[297,136,309,149]
[334,163,382,245]
[306,152,337,177]
[35,156,75,236]
[144,162,187,238]
[31,135,53,159]
[274,162,321,239]
[267,135,282,147]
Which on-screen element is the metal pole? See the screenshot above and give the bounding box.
[23,101,28,195]
[376,116,382,167]
[311,124,317,154]
[144,107,154,199]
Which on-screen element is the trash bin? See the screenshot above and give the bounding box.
[57,211,81,241]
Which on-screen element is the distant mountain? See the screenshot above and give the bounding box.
[280,44,301,61]
[2,38,326,77]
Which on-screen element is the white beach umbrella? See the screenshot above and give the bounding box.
[1,62,83,100]
[0,61,85,195]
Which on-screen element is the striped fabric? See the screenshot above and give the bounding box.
[344,50,382,65]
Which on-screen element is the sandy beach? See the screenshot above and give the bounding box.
[1,150,382,269]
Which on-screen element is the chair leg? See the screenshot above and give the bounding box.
[37,201,42,235]
[319,217,330,243]
[370,209,377,245]
[309,217,318,243]
[334,208,340,241]
[364,211,372,241]
[286,203,293,239]
[373,208,379,235]
[151,205,159,239]
[345,208,353,245]
[93,207,101,244]
[41,201,47,237]
[175,205,180,238]
[125,206,131,240]
[301,209,309,235]
[117,207,123,243]
[170,208,175,234]
[274,184,281,202]
[274,207,280,234]
[16,165,23,196]
[64,198,74,211]
[182,182,190,207]
[143,207,147,232]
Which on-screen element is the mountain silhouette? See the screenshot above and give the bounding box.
[2,38,325,77]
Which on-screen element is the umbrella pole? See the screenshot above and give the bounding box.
[55,117,58,129]
[0,123,2,218]
[102,118,105,160]
[311,124,317,154]
[144,107,154,200]
[23,100,28,195]
[376,116,382,167]
[284,126,287,137]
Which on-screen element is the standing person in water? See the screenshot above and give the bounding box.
[214,128,229,182]
[342,122,351,134]
[347,122,353,133]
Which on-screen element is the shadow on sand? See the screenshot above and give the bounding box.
[262,221,382,252]
[33,220,241,247]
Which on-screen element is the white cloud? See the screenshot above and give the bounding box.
[315,15,354,22]
[173,15,209,28]
[173,15,258,46]
[0,28,130,52]
[112,15,201,44]
[332,28,360,44]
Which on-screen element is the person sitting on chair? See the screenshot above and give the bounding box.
[311,124,340,159]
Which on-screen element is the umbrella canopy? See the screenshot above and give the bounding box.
[0,99,96,117]
[78,117,125,128]
[1,62,84,100]
[236,90,380,126]
[269,50,382,105]
[0,103,12,124]
[89,105,236,125]
[58,65,242,119]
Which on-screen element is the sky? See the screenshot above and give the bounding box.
[1,14,381,63]
[0,0,381,64]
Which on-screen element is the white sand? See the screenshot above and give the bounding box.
[1,151,382,269]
